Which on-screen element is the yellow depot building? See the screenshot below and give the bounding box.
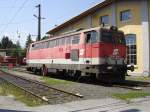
[47,0,150,76]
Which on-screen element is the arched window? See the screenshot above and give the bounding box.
[125,34,137,65]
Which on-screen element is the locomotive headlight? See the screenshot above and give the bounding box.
[107,66,113,70]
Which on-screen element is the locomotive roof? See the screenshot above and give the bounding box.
[32,26,123,45]
[32,27,101,45]
[47,0,114,35]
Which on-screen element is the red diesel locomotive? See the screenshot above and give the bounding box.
[26,26,134,83]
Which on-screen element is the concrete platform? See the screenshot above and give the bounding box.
[0,96,150,112]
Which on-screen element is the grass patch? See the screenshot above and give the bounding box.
[126,76,150,82]
[41,76,72,85]
[0,86,6,96]
[0,81,46,107]
[113,92,150,101]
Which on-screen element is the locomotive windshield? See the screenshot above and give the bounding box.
[101,29,125,44]
[101,30,114,43]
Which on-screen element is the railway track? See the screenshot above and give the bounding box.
[114,80,150,90]
[0,70,83,104]
[13,68,33,74]
[112,84,142,90]
[7,68,150,91]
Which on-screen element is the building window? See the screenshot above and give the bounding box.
[125,34,137,65]
[100,15,109,25]
[120,10,132,21]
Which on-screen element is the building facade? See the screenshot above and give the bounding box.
[47,0,150,75]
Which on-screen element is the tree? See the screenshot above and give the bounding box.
[0,35,27,65]
[25,34,32,48]
[16,40,21,48]
[41,35,49,40]
[1,36,13,49]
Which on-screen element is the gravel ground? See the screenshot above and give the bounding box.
[3,69,150,100]
[7,69,43,82]
[0,96,31,112]
[0,95,150,112]
[1,69,150,112]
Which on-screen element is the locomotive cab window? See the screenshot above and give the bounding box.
[114,32,126,45]
[101,29,125,44]
[85,31,98,43]
[101,30,113,43]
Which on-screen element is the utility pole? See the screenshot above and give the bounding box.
[34,4,45,41]
[37,4,41,41]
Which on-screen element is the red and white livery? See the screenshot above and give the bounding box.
[26,26,134,83]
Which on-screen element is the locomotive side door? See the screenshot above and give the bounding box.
[84,32,93,65]
[85,31,98,65]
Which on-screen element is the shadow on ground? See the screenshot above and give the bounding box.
[0,109,31,112]
[45,72,150,88]
[120,109,141,112]
[20,69,150,88]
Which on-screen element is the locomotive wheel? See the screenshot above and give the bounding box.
[67,70,74,77]
[26,67,31,71]
[96,73,101,81]
[74,71,81,81]
[42,65,48,76]
[67,70,81,81]
[33,68,37,74]
[116,73,126,83]
[96,73,112,84]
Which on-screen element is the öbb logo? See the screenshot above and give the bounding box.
[111,49,121,60]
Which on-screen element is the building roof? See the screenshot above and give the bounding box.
[47,0,114,34]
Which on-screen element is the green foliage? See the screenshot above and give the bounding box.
[0,82,45,106]
[41,35,49,40]
[0,35,27,64]
[113,92,150,101]
[25,34,33,48]
[126,76,150,82]
[41,76,72,85]
[1,36,13,49]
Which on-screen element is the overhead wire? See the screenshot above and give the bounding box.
[0,0,18,29]
[0,19,35,26]
[0,0,29,36]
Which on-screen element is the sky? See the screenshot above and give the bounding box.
[0,0,104,47]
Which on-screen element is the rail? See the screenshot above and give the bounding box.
[7,68,150,91]
[0,70,83,104]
